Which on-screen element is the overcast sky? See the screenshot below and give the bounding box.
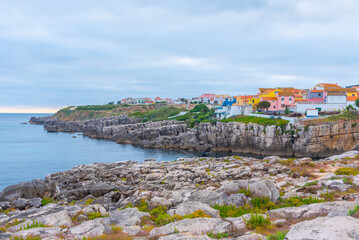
[1,0,359,112]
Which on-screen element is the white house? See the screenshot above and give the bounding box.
[215,105,253,120]
[296,92,347,113]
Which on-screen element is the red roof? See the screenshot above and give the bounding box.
[154,97,163,101]
[200,93,216,98]
[261,97,278,101]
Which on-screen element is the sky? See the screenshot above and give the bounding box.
[0,0,359,113]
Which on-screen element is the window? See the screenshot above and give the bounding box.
[273,106,276,109]
[318,93,321,96]
[353,94,355,96]
[289,97,292,102]
[281,97,284,102]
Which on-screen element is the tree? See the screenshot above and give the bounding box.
[108,102,114,105]
[257,101,271,112]
[284,107,290,116]
[117,101,121,105]
[355,98,359,109]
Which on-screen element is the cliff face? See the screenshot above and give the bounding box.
[30,116,359,158]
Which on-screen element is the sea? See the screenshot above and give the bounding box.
[0,113,197,191]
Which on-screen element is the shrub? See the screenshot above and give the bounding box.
[84,199,94,205]
[207,232,229,239]
[10,237,42,240]
[320,191,335,201]
[348,205,359,216]
[239,187,252,196]
[137,200,149,212]
[280,196,324,207]
[304,181,318,187]
[267,230,289,240]
[335,167,359,176]
[243,213,271,230]
[352,123,357,128]
[343,177,353,185]
[212,204,256,218]
[20,220,45,230]
[221,116,289,127]
[41,198,56,206]
[251,197,272,209]
[86,212,106,220]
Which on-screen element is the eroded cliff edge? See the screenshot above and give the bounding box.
[30,115,359,158]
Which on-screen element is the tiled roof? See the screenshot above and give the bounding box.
[261,97,277,101]
[327,92,347,96]
[278,91,294,96]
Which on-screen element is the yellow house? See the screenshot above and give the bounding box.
[259,88,283,99]
[249,96,260,106]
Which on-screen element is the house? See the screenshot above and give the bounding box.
[145,100,154,105]
[260,97,278,111]
[199,93,216,104]
[276,91,296,111]
[314,83,341,90]
[296,92,347,113]
[215,105,253,120]
[154,97,164,103]
[233,95,258,106]
[307,89,325,101]
[222,97,236,107]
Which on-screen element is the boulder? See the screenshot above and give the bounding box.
[223,193,248,207]
[149,196,172,209]
[167,201,220,218]
[0,180,58,201]
[11,227,62,238]
[102,208,149,227]
[67,218,108,238]
[150,218,231,237]
[188,190,226,205]
[38,210,73,227]
[267,201,357,221]
[158,234,212,240]
[286,216,359,240]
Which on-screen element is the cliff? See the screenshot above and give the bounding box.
[30,115,359,158]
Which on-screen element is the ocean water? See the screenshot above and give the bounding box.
[0,113,196,191]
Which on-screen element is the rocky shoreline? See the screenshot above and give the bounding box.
[31,115,359,158]
[1,151,359,239]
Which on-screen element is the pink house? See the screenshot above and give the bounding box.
[261,97,278,111]
[276,91,296,111]
[260,91,296,112]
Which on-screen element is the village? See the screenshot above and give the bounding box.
[118,83,359,120]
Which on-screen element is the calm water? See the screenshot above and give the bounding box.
[0,113,197,191]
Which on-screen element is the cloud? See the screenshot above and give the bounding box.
[0,0,359,111]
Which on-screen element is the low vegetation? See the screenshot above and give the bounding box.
[131,107,185,122]
[267,230,289,240]
[335,167,359,176]
[41,197,56,206]
[207,232,229,239]
[19,220,46,230]
[243,213,271,230]
[86,212,106,220]
[221,116,289,127]
[348,205,359,216]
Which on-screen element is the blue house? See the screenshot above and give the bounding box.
[222,97,236,107]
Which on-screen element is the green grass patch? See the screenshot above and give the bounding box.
[335,167,359,176]
[86,212,106,220]
[19,220,45,231]
[267,230,289,240]
[41,197,56,206]
[221,116,289,127]
[243,213,271,230]
[348,205,359,216]
[207,232,229,239]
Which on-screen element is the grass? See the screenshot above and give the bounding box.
[207,232,229,239]
[243,213,271,230]
[41,197,56,206]
[239,187,252,196]
[304,181,318,187]
[131,107,184,122]
[86,212,106,220]
[9,237,41,240]
[149,206,211,226]
[267,230,289,240]
[19,220,45,230]
[212,196,325,218]
[348,205,359,216]
[335,167,359,176]
[221,116,289,127]
[320,191,335,201]
[84,199,94,205]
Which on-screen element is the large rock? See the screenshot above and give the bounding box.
[286,216,359,240]
[188,190,227,205]
[219,179,279,202]
[0,180,58,201]
[38,210,73,227]
[158,234,212,240]
[66,219,108,238]
[11,227,62,238]
[102,208,149,227]
[150,218,231,237]
[168,201,220,218]
[267,201,357,221]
